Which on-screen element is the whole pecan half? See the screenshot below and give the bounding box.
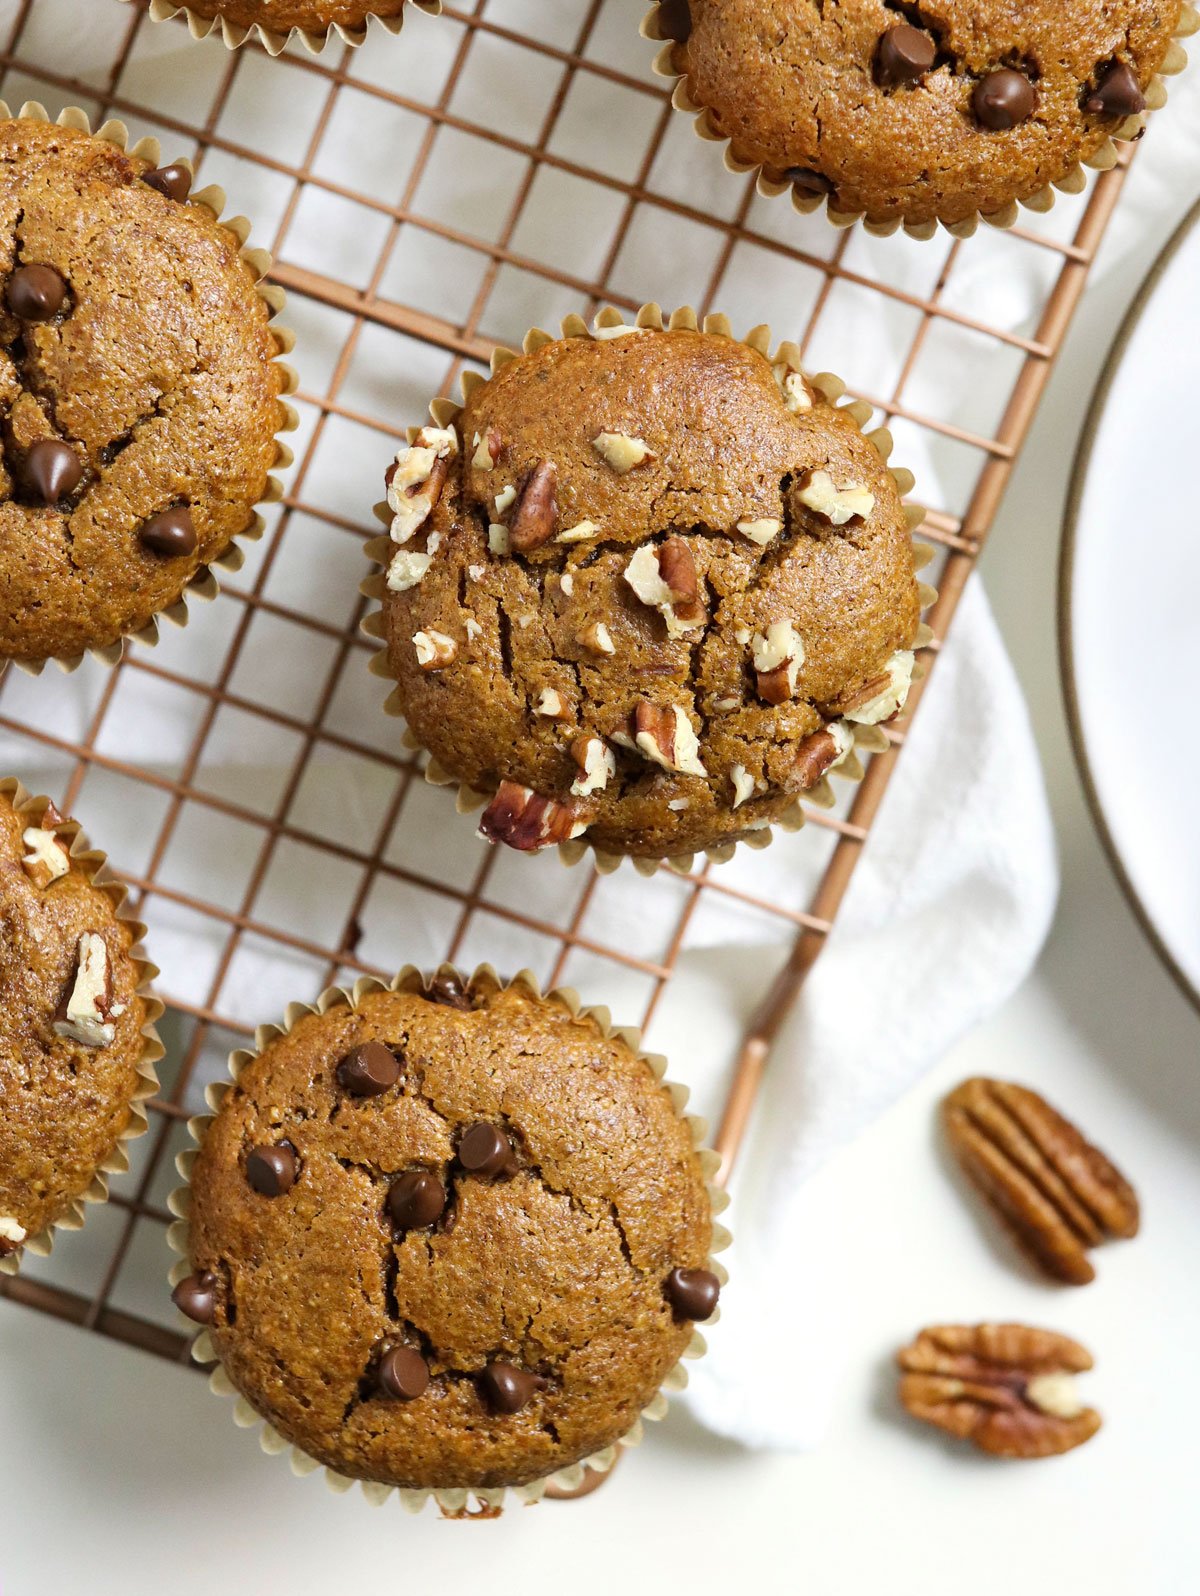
[898,1323,1101,1458]
[508,461,558,552]
[477,780,583,852]
[943,1077,1139,1285]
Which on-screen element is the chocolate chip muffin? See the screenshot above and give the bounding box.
[171,969,722,1496]
[365,311,927,864]
[647,0,1192,232]
[0,111,290,666]
[0,778,158,1271]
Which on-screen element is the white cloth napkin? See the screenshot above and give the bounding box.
[681,64,1200,1452]
[682,578,1057,1447]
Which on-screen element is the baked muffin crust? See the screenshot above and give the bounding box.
[379,326,920,859]
[183,976,715,1491]
[172,0,408,31]
[0,116,285,662]
[0,789,149,1261]
[663,0,1184,227]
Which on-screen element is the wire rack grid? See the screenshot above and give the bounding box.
[0,0,1130,1368]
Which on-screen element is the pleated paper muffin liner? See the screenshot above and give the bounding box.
[125,0,441,58]
[166,962,730,1517]
[360,303,937,876]
[0,102,299,677]
[0,775,164,1276]
[640,1,1197,241]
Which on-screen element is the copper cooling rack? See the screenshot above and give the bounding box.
[0,0,1132,1366]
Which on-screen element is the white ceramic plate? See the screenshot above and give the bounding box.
[1062,197,1200,1013]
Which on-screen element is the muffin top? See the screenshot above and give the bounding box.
[660,0,1182,228]
[0,116,286,663]
[377,325,919,860]
[180,974,716,1492]
[180,0,409,32]
[0,787,149,1262]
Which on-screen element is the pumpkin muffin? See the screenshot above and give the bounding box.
[135,0,437,49]
[648,0,1191,231]
[371,320,922,862]
[0,113,288,665]
[171,970,720,1494]
[0,781,155,1269]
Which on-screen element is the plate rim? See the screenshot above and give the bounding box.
[1058,193,1200,1020]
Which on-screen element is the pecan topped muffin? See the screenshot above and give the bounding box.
[173,970,720,1494]
[370,317,923,862]
[0,112,288,665]
[0,780,155,1268]
[649,0,1191,231]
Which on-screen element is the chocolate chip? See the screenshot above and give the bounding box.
[427,970,471,1010]
[25,440,82,506]
[458,1122,516,1178]
[246,1142,298,1197]
[378,1345,430,1401]
[7,263,67,321]
[142,163,192,203]
[664,1266,720,1321]
[973,69,1038,131]
[479,1361,546,1415]
[658,0,691,43]
[387,1170,446,1231]
[171,1270,217,1324]
[1084,60,1146,119]
[784,167,834,199]
[138,506,197,557]
[336,1041,401,1097]
[875,24,936,89]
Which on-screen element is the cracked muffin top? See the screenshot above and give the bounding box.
[176,973,717,1493]
[376,325,920,861]
[0,787,149,1265]
[0,115,286,663]
[656,0,1185,228]
[177,0,409,33]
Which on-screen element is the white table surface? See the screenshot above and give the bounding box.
[4,93,1200,1596]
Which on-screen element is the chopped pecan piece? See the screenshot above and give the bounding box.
[751,621,805,704]
[579,621,615,657]
[22,809,71,887]
[823,650,914,724]
[477,781,586,852]
[793,721,855,789]
[386,426,458,544]
[943,1077,1138,1285]
[897,1323,1101,1458]
[53,931,123,1048]
[624,541,703,639]
[730,765,756,808]
[632,702,707,777]
[535,688,568,720]
[412,629,457,670]
[592,431,655,474]
[508,461,559,552]
[471,427,502,470]
[570,736,616,797]
[797,469,875,526]
[0,1215,26,1254]
[773,360,813,413]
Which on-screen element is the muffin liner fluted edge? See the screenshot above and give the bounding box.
[359,302,937,877]
[640,2,1197,240]
[0,101,299,677]
[0,775,164,1276]
[165,963,730,1517]
[124,0,441,58]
